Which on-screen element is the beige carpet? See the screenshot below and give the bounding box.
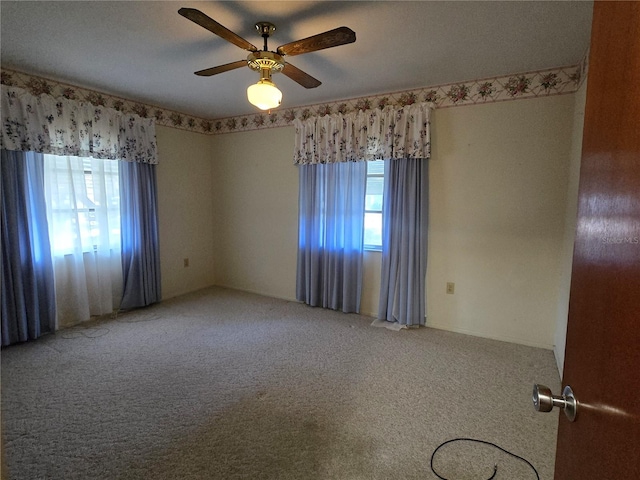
[1,286,561,479]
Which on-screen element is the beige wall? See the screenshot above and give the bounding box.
[361,251,382,317]
[156,125,216,299]
[427,95,575,348]
[158,92,581,351]
[554,80,587,374]
[210,127,299,300]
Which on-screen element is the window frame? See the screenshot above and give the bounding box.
[364,160,384,251]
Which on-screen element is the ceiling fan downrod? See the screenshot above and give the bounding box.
[256,22,276,52]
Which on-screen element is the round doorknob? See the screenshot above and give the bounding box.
[533,384,577,422]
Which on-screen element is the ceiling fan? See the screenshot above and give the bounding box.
[178,7,356,110]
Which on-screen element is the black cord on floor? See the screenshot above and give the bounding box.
[430,438,540,480]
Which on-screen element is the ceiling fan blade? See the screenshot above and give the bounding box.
[281,63,322,89]
[179,8,258,52]
[194,60,247,77]
[277,27,356,57]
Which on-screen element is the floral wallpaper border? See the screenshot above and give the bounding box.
[1,54,587,137]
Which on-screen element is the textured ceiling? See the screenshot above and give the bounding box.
[0,1,593,119]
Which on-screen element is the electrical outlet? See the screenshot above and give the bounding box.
[183,258,189,268]
[446,282,455,294]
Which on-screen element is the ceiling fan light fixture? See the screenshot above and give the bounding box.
[247,74,282,110]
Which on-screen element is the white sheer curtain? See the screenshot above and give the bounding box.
[43,155,122,327]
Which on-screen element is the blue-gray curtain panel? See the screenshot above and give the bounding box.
[296,161,367,313]
[119,160,161,310]
[378,158,429,326]
[1,149,56,346]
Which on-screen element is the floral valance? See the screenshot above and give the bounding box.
[1,85,158,164]
[293,102,432,165]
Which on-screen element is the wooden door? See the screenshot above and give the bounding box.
[554,1,640,478]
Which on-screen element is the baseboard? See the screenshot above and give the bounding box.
[426,322,554,350]
[212,283,298,303]
[213,284,381,318]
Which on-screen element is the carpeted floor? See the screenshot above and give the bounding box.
[1,287,561,479]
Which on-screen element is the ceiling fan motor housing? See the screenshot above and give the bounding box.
[247,51,285,74]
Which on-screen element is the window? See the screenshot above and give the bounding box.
[44,155,121,255]
[364,160,384,249]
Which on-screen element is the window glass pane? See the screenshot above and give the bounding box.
[367,160,384,175]
[364,212,382,247]
[366,178,383,211]
[366,175,384,195]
